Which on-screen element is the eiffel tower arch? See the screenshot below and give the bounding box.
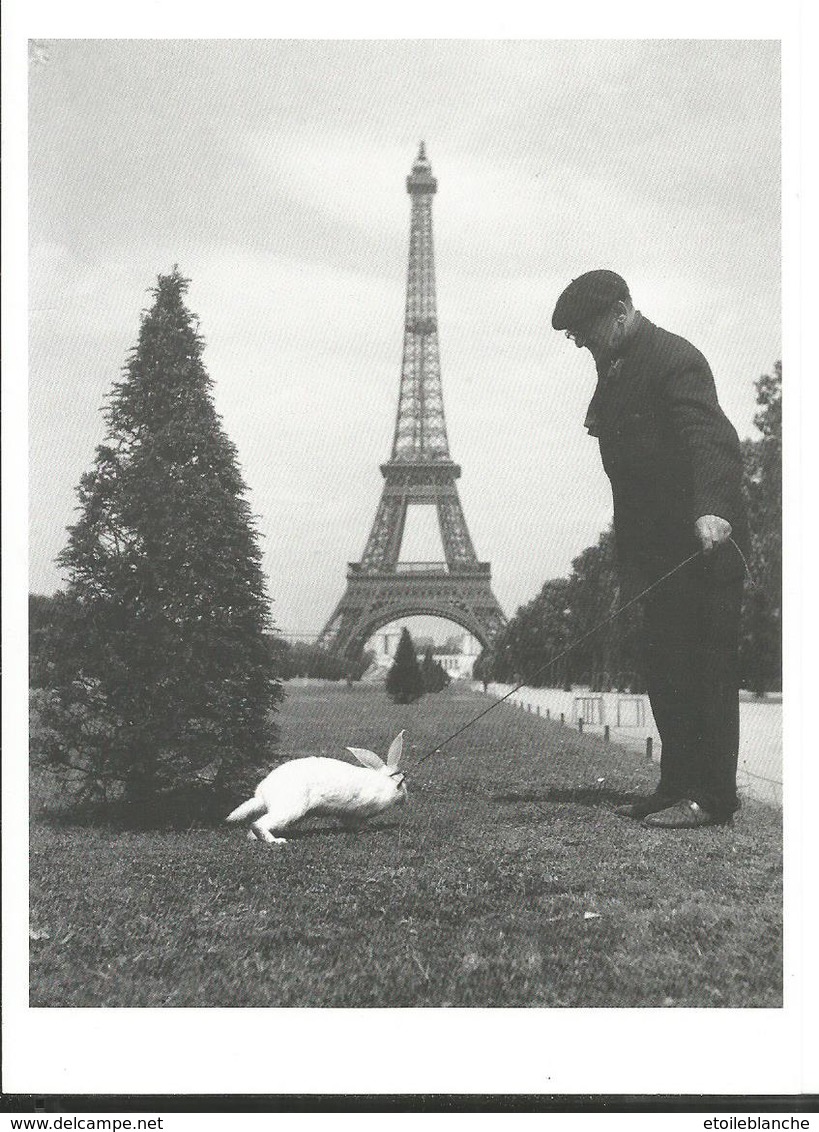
[319,144,506,658]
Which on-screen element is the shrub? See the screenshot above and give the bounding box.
[421,646,451,693]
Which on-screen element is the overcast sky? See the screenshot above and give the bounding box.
[29,39,780,637]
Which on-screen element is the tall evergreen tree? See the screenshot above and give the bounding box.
[385,627,425,704]
[39,269,283,810]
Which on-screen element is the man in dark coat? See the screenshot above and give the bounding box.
[552,270,749,828]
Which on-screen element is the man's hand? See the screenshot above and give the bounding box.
[695,514,732,554]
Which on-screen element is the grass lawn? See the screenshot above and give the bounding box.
[29,682,782,1007]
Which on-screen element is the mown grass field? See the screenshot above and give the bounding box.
[29,682,782,1007]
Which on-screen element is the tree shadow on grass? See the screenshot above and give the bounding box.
[31,786,238,832]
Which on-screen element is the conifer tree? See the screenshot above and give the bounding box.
[385,627,424,704]
[40,269,283,811]
[421,645,450,693]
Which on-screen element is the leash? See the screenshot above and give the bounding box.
[411,537,753,774]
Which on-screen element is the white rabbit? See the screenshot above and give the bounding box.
[225,731,407,844]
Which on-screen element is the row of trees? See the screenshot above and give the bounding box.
[276,640,373,682]
[475,362,782,696]
[473,528,644,692]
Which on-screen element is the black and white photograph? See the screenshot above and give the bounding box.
[3,0,816,1108]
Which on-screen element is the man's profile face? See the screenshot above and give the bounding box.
[565,302,625,360]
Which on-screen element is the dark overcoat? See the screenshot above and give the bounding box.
[585,314,749,576]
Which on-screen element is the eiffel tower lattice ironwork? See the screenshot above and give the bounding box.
[319,144,506,658]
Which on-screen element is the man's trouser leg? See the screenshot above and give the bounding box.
[642,549,743,818]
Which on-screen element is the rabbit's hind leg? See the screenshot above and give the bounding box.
[256,793,311,843]
[246,827,279,842]
[250,817,288,845]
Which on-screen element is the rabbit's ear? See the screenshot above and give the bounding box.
[386,730,405,768]
[346,746,386,771]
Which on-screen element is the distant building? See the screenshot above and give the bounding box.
[430,631,481,679]
[371,627,479,678]
[433,632,480,679]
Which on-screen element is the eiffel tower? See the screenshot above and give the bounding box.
[319,144,506,658]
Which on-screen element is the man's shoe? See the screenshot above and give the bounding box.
[614,795,673,820]
[641,799,729,829]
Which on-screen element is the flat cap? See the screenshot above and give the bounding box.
[551,270,631,331]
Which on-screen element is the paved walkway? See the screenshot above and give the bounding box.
[477,683,782,806]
